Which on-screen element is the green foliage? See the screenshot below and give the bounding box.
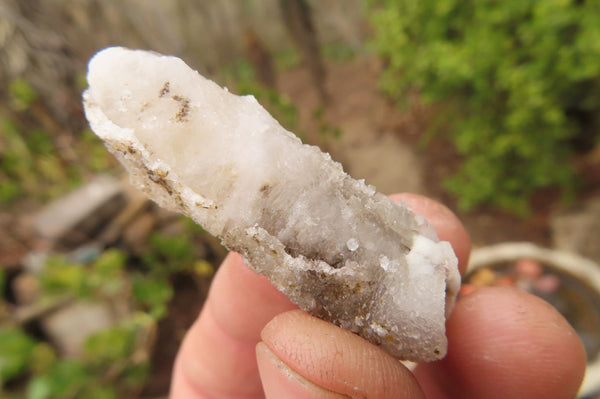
[0,242,198,397]
[40,249,127,300]
[83,314,151,368]
[322,43,356,62]
[0,120,95,205]
[142,232,196,275]
[8,79,37,111]
[25,354,148,399]
[0,328,37,385]
[1,81,79,204]
[78,130,114,172]
[369,0,600,213]
[136,230,213,317]
[131,273,173,319]
[312,106,342,143]
[273,49,300,71]
[40,256,86,297]
[86,249,127,297]
[0,79,114,207]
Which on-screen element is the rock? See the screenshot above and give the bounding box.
[33,175,125,249]
[41,301,117,358]
[97,179,150,245]
[551,197,600,264]
[21,250,50,275]
[82,47,460,362]
[66,243,103,264]
[12,273,41,305]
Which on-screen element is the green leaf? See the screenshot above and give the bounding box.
[84,326,135,364]
[8,79,37,111]
[26,377,51,399]
[0,328,36,384]
[131,273,173,320]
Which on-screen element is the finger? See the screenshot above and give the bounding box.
[389,193,471,274]
[414,287,586,399]
[170,252,297,398]
[256,343,349,399]
[258,310,426,399]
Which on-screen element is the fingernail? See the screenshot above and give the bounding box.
[256,342,347,399]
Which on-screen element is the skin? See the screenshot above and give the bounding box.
[170,193,586,399]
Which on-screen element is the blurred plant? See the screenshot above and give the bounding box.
[369,0,600,214]
[137,229,214,318]
[312,106,342,144]
[21,314,152,399]
[0,79,115,207]
[0,238,213,398]
[40,249,126,300]
[322,43,356,62]
[0,327,37,386]
[273,48,300,71]
[8,79,37,112]
[142,233,196,276]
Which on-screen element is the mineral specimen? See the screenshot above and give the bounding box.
[83,47,460,362]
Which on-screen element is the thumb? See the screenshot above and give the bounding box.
[256,343,348,398]
[256,310,425,399]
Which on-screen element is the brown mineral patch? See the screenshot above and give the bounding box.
[172,95,190,122]
[159,81,170,97]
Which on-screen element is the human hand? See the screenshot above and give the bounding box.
[169,193,586,399]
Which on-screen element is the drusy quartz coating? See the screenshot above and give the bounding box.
[83,47,460,362]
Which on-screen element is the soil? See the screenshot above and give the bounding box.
[141,273,212,396]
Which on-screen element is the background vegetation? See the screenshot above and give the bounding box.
[370,0,600,213]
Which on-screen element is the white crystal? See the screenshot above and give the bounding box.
[379,255,390,271]
[83,47,460,362]
[346,238,359,252]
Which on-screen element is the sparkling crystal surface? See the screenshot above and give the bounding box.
[83,47,460,361]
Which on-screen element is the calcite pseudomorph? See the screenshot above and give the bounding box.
[83,47,460,362]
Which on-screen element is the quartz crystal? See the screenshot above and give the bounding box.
[83,47,460,362]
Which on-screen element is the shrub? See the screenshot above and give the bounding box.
[369,0,600,213]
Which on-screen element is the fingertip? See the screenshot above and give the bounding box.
[389,193,471,275]
[417,287,586,399]
[261,310,425,399]
[256,342,348,399]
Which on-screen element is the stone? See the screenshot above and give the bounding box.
[83,47,460,361]
[33,175,125,249]
[97,179,150,245]
[21,250,50,275]
[12,273,41,305]
[41,301,117,358]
